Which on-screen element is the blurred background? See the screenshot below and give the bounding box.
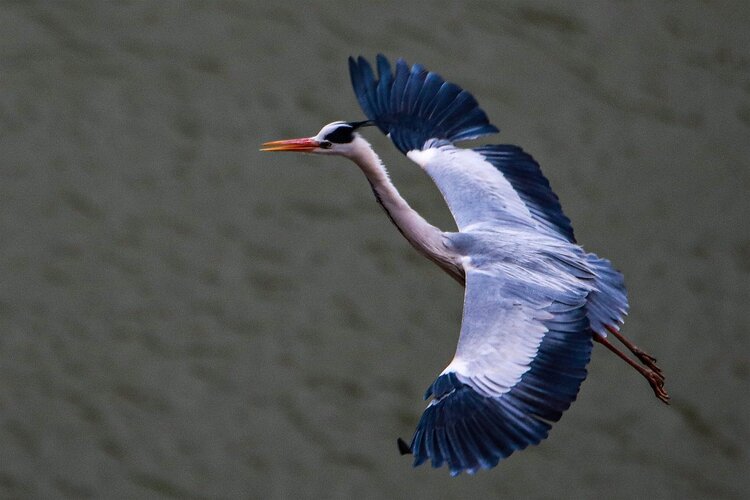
[1,1,748,498]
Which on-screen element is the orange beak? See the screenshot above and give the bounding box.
[260,137,320,152]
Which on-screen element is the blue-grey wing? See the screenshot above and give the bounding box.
[405,266,593,475]
[408,144,575,241]
[349,55,498,154]
[349,55,575,242]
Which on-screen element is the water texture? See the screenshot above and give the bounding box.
[0,1,748,498]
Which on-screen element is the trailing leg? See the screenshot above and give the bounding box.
[605,324,662,375]
[594,334,670,404]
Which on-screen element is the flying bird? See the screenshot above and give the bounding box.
[262,55,668,476]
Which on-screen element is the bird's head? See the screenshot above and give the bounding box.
[261,120,374,157]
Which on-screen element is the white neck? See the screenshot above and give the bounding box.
[345,136,450,264]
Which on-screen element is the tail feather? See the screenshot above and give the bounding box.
[585,253,629,335]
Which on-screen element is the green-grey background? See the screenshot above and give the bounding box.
[1,1,748,498]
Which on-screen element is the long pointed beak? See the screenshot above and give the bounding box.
[260,137,320,152]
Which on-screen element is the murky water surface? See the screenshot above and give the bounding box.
[1,1,748,498]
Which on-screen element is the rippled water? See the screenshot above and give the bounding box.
[1,1,748,498]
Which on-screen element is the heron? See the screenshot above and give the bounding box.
[261,55,668,476]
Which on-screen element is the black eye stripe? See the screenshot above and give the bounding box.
[324,126,354,144]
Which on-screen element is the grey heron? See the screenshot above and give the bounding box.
[261,55,668,476]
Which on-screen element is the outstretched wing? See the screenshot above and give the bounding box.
[348,54,498,155]
[406,265,593,475]
[349,54,575,242]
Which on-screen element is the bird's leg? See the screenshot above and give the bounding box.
[604,324,663,375]
[594,334,670,405]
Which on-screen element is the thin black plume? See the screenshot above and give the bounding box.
[348,120,376,129]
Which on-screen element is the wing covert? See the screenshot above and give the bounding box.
[475,145,576,242]
[410,144,576,242]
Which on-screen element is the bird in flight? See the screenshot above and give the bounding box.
[262,55,668,476]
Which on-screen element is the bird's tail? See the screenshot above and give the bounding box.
[584,254,629,336]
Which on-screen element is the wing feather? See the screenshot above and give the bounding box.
[408,146,534,233]
[349,54,498,153]
[350,55,576,242]
[405,258,593,475]
[410,270,592,475]
[409,144,575,242]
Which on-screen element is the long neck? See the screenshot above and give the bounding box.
[347,137,448,261]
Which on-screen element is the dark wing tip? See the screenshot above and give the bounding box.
[403,300,593,476]
[474,145,577,242]
[397,437,412,455]
[409,375,547,476]
[349,54,499,154]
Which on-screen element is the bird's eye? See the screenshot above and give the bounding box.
[319,140,332,149]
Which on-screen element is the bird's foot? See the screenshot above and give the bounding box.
[634,349,663,375]
[595,332,669,405]
[605,325,664,377]
[645,369,670,405]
